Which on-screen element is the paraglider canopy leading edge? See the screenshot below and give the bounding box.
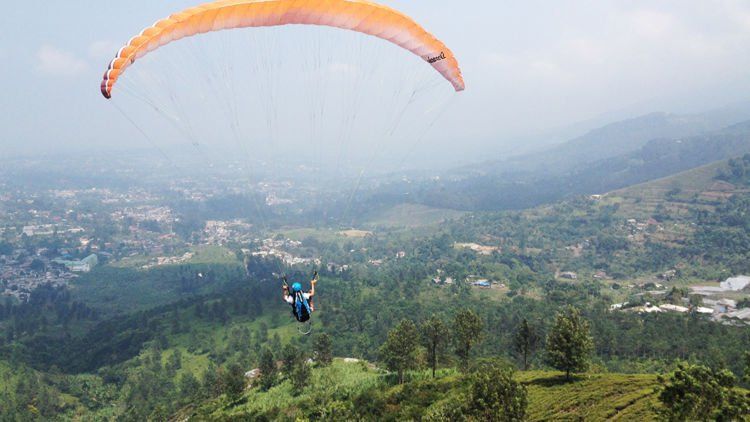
[100,0,465,99]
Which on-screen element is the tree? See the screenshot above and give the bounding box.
[313,333,333,366]
[30,259,45,273]
[658,362,750,421]
[745,351,750,384]
[258,348,277,391]
[166,349,182,375]
[281,344,299,376]
[421,315,449,378]
[467,360,528,422]
[380,319,420,384]
[514,318,538,371]
[290,358,311,395]
[544,306,593,381]
[453,309,484,371]
[178,372,202,401]
[201,363,220,397]
[222,363,246,399]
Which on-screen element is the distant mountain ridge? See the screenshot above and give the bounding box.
[361,108,750,212]
[483,104,750,177]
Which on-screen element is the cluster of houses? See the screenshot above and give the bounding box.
[249,238,320,267]
[430,272,504,289]
[111,206,175,225]
[1,250,95,302]
[203,220,254,245]
[140,252,195,270]
[611,302,715,316]
[52,254,99,273]
[611,275,750,325]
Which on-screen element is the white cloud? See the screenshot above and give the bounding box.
[88,40,121,61]
[35,45,88,77]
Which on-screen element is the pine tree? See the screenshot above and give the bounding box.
[290,358,311,395]
[281,344,299,377]
[453,309,484,371]
[313,333,333,366]
[514,318,538,370]
[544,306,593,381]
[380,319,420,383]
[258,348,277,391]
[178,372,202,401]
[421,315,449,378]
[223,363,246,399]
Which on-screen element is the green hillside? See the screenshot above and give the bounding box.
[603,160,734,218]
[180,360,661,421]
[2,157,748,420]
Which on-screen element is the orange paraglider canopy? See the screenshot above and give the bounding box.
[101,0,465,99]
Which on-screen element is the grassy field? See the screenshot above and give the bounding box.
[110,245,238,269]
[278,227,348,244]
[340,229,373,238]
[520,371,660,421]
[364,203,467,229]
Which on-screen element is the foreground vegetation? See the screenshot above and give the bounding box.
[183,360,663,421]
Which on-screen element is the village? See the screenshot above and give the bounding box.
[609,275,750,325]
[0,181,254,301]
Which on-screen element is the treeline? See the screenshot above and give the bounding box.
[0,364,71,420]
[0,284,100,345]
[692,194,750,274]
[199,307,750,421]
[6,278,276,374]
[361,308,749,421]
[718,153,750,185]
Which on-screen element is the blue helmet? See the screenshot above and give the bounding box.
[292,282,303,293]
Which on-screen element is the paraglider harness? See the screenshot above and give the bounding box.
[283,274,314,323]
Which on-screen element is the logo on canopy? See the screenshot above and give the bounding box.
[427,52,446,64]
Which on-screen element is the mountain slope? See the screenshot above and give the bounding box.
[492,103,750,176]
[368,120,750,212]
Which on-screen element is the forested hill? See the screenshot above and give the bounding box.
[501,109,750,176]
[476,103,750,177]
[359,119,750,212]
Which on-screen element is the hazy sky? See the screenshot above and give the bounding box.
[3,1,750,163]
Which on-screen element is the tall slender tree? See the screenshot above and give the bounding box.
[453,309,484,371]
[421,315,450,378]
[514,318,538,370]
[281,344,300,377]
[313,333,333,367]
[258,348,277,391]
